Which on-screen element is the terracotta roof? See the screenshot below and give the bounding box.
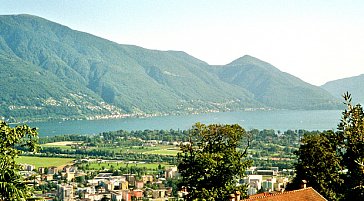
[243,187,327,201]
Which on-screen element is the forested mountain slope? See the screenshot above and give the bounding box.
[0,14,340,121]
[214,55,340,109]
[322,74,364,104]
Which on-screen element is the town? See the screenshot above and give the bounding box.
[14,126,302,201]
[20,160,293,201]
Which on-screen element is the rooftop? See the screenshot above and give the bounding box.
[243,187,327,201]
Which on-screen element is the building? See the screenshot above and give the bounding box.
[132,189,144,199]
[242,187,327,201]
[256,170,276,176]
[45,174,54,181]
[48,166,59,175]
[122,190,132,201]
[262,178,276,192]
[123,174,136,186]
[63,165,77,173]
[38,167,46,174]
[135,180,144,189]
[111,190,123,201]
[244,175,263,191]
[77,186,96,197]
[152,189,167,199]
[165,166,178,179]
[66,172,75,182]
[275,177,289,192]
[86,193,107,201]
[120,180,129,190]
[57,184,74,201]
[142,175,154,183]
[100,180,115,191]
[256,167,278,175]
[21,163,35,171]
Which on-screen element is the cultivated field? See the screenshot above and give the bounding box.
[83,161,174,171]
[16,156,75,168]
[144,148,180,155]
[42,141,82,150]
[42,141,81,146]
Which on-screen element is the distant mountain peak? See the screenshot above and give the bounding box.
[228,55,272,66]
[227,55,283,75]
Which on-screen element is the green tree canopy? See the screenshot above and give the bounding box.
[291,93,364,200]
[290,131,344,200]
[0,121,39,201]
[337,93,364,200]
[177,123,252,201]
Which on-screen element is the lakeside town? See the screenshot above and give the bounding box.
[20,159,293,201]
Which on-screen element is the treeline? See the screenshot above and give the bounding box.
[40,128,305,145]
[39,129,190,145]
[37,127,313,169]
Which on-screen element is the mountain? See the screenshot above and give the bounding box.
[214,55,340,109]
[0,14,340,122]
[321,74,364,104]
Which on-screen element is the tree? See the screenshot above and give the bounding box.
[0,121,39,201]
[290,93,364,200]
[290,131,344,200]
[177,123,252,201]
[337,92,364,200]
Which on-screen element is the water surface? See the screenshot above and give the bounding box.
[27,110,342,137]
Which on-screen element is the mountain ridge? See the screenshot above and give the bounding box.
[322,74,364,104]
[0,14,340,122]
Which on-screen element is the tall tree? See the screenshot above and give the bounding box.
[337,92,364,200]
[0,121,39,201]
[291,93,364,200]
[177,123,252,201]
[290,131,344,200]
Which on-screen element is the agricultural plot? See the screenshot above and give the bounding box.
[84,161,171,170]
[42,141,82,150]
[88,145,180,156]
[16,156,75,168]
[143,148,180,156]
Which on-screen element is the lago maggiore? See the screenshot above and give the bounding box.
[28,110,342,136]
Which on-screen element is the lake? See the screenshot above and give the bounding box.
[26,110,343,137]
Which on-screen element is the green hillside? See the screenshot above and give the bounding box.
[0,53,122,121]
[321,74,364,104]
[0,14,340,122]
[215,55,340,109]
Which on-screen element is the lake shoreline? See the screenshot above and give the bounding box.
[25,110,342,137]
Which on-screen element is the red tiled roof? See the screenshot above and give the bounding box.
[243,187,327,201]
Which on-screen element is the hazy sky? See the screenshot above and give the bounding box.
[1,0,363,85]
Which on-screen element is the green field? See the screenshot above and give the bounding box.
[41,142,180,155]
[16,156,75,168]
[84,161,173,170]
[144,149,180,156]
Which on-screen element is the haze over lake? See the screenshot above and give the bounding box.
[28,110,342,137]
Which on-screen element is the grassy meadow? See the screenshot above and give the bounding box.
[16,156,75,168]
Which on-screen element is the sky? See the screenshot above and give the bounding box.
[1,0,364,86]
